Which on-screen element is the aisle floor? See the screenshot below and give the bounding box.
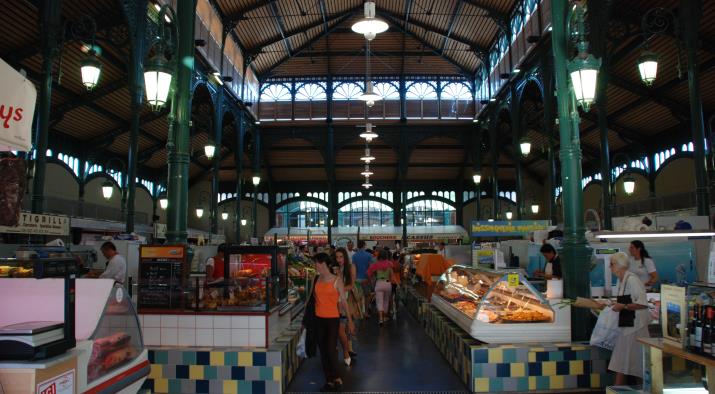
[287,305,469,393]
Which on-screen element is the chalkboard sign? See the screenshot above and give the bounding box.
[138,245,187,310]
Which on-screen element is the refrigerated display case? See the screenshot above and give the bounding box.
[431,265,571,343]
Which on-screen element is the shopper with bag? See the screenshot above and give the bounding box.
[608,252,650,385]
[367,249,394,326]
[304,253,355,392]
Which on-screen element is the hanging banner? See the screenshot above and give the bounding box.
[0,58,36,152]
[0,213,69,236]
[471,220,551,237]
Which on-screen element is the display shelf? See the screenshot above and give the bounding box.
[640,337,715,394]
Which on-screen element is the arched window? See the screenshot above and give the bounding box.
[406,82,437,100]
[333,82,364,100]
[511,12,523,42]
[405,199,455,226]
[338,199,393,227]
[374,82,399,99]
[275,200,329,228]
[260,83,292,102]
[295,83,326,101]
[441,82,471,100]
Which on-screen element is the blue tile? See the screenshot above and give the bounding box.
[550,352,565,362]
[516,377,529,391]
[141,379,154,392]
[473,349,488,363]
[535,376,550,390]
[497,363,510,378]
[197,351,210,366]
[536,352,549,362]
[168,379,182,394]
[583,360,592,374]
[176,365,189,379]
[148,350,155,363]
[231,366,246,380]
[528,362,542,376]
[556,361,570,375]
[489,378,503,392]
[253,352,267,366]
[563,350,576,361]
[252,381,266,394]
[503,349,517,363]
[577,374,590,388]
[154,350,168,364]
[195,380,209,394]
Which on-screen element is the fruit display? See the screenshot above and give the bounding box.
[0,265,33,277]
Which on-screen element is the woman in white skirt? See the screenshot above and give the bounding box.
[608,252,650,385]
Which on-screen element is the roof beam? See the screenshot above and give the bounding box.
[50,78,126,121]
[86,109,168,148]
[608,74,693,121]
[461,0,508,22]
[378,12,473,76]
[225,0,277,20]
[377,8,489,54]
[442,1,465,55]
[401,0,414,75]
[259,12,357,78]
[293,50,443,58]
[268,1,293,56]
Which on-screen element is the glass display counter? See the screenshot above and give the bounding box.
[431,265,570,343]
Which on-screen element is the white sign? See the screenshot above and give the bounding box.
[708,241,715,284]
[0,58,36,152]
[154,223,167,239]
[36,369,74,394]
[0,213,69,235]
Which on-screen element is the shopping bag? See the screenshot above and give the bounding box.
[589,306,620,351]
[296,329,307,358]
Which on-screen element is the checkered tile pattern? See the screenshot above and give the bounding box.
[401,284,429,321]
[141,323,303,394]
[422,304,614,393]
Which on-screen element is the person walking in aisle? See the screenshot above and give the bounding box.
[334,248,359,366]
[367,249,394,326]
[308,253,354,391]
[352,240,374,318]
[628,240,658,290]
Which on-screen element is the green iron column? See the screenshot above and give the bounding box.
[252,126,261,238]
[234,110,244,242]
[31,0,62,214]
[681,0,710,217]
[211,29,230,237]
[166,0,196,244]
[399,120,408,245]
[327,122,335,244]
[489,112,499,219]
[123,0,148,233]
[510,85,524,219]
[552,0,593,341]
[475,126,483,220]
[541,55,558,225]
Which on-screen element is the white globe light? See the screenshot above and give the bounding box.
[360,123,378,142]
[531,204,539,214]
[144,54,173,110]
[473,174,481,184]
[520,140,532,156]
[623,177,636,195]
[360,148,375,163]
[351,2,388,41]
[637,51,658,86]
[505,211,513,220]
[159,197,168,210]
[221,212,229,220]
[252,176,261,186]
[80,53,102,90]
[241,219,247,226]
[195,207,204,218]
[361,165,373,177]
[358,81,382,102]
[204,141,216,159]
[568,53,600,111]
[101,181,113,200]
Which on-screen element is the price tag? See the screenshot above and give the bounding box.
[507,273,519,287]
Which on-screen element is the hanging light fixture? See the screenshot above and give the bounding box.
[623,176,636,195]
[361,165,373,177]
[144,50,173,111]
[568,5,601,112]
[359,38,382,103]
[531,204,540,214]
[519,137,532,157]
[637,50,659,86]
[252,176,261,186]
[241,219,247,226]
[505,211,513,220]
[351,1,388,41]
[195,206,204,218]
[362,176,373,189]
[101,180,114,200]
[221,211,229,221]
[359,123,378,142]
[204,139,216,159]
[360,147,375,163]
[80,50,102,90]
[159,192,168,210]
[473,173,481,184]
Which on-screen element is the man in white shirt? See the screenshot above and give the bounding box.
[346,241,356,259]
[99,241,126,285]
[437,242,447,257]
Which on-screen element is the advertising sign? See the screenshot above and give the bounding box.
[36,369,74,394]
[0,213,69,235]
[0,58,36,151]
[471,220,551,237]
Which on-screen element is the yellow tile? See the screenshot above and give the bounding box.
[511,362,526,377]
[542,361,556,376]
[210,351,224,366]
[475,378,490,392]
[149,364,163,379]
[238,352,252,366]
[488,348,503,363]
[223,380,238,394]
[590,373,600,388]
[154,378,168,393]
[528,376,537,390]
[569,360,584,375]
[274,366,281,380]
[571,346,587,351]
[550,375,565,389]
[528,352,536,362]
[189,365,204,380]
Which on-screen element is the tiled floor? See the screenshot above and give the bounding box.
[287,306,469,393]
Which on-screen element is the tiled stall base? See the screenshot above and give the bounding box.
[139,314,267,348]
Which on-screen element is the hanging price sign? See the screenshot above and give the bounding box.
[507,273,520,288]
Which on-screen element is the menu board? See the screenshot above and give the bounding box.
[138,245,187,309]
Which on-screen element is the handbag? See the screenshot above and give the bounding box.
[617,275,635,327]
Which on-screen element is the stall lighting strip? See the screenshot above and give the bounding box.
[595,232,715,239]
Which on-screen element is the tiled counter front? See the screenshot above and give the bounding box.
[422,305,614,393]
[400,284,429,322]
[141,323,303,394]
[139,314,268,348]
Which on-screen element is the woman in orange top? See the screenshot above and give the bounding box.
[311,252,354,391]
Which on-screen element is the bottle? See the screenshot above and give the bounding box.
[696,305,704,353]
[709,307,715,357]
[704,306,712,355]
[689,305,697,350]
